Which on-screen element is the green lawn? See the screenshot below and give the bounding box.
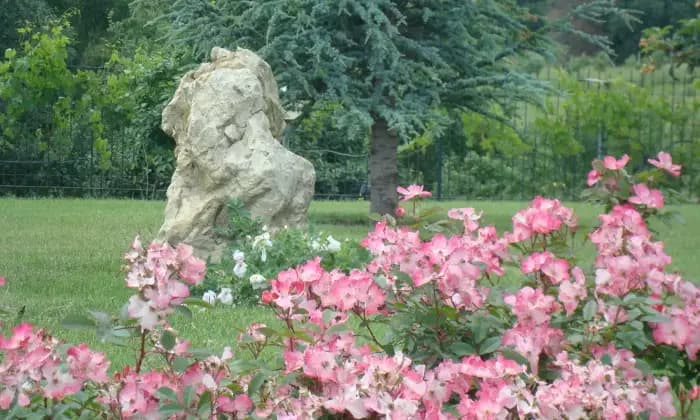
[0,198,698,370]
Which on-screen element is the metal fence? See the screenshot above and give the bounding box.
[0,153,171,200]
[1,66,697,201]
[324,67,699,201]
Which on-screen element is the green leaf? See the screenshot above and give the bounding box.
[157,387,179,402]
[61,314,96,329]
[322,309,336,325]
[292,330,314,343]
[635,358,652,375]
[448,342,475,357]
[626,308,642,320]
[78,411,94,420]
[161,330,176,351]
[173,356,191,373]
[182,385,195,407]
[629,320,644,331]
[374,275,388,288]
[640,313,670,323]
[500,348,530,368]
[183,297,213,308]
[110,326,132,338]
[567,333,584,345]
[472,318,489,344]
[258,326,281,337]
[623,293,644,304]
[325,323,350,335]
[174,304,193,320]
[228,359,258,375]
[158,403,185,417]
[583,300,597,321]
[119,303,130,321]
[478,336,501,355]
[248,371,268,397]
[189,348,213,359]
[88,310,111,325]
[279,372,301,386]
[486,288,505,306]
[197,391,212,416]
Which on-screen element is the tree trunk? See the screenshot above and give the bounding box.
[369,118,399,215]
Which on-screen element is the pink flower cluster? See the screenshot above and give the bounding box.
[651,276,700,360]
[254,187,680,417]
[360,217,508,309]
[124,237,206,329]
[397,184,432,201]
[1,152,696,418]
[587,151,682,188]
[535,350,676,419]
[505,196,577,243]
[587,154,630,187]
[0,323,109,409]
[98,346,253,419]
[261,257,386,317]
[280,338,428,419]
[589,204,675,299]
[586,156,700,359]
[648,151,681,177]
[502,287,564,372]
[258,272,676,420]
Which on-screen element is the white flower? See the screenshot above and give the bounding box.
[326,235,341,253]
[127,295,159,329]
[202,373,217,390]
[253,231,272,249]
[202,291,217,305]
[217,288,234,305]
[249,273,267,289]
[310,238,321,251]
[233,261,247,278]
[252,232,273,262]
[233,250,245,263]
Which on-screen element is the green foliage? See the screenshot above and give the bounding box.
[156,0,584,136]
[0,0,54,52]
[641,4,700,74]
[0,19,101,162]
[420,69,699,200]
[605,0,697,63]
[286,101,369,198]
[0,16,180,197]
[439,152,529,200]
[150,0,632,213]
[87,45,180,197]
[533,72,698,192]
[216,200,263,242]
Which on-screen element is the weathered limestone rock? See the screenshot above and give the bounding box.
[158,47,315,261]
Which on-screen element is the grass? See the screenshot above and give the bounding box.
[1,198,699,371]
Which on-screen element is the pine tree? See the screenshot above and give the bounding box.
[154,0,631,215]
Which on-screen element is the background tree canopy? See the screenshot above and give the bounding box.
[0,0,697,203]
[147,0,632,214]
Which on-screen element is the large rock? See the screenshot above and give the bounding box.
[158,47,315,261]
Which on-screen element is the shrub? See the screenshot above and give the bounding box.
[1,151,699,418]
[198,200,370,306]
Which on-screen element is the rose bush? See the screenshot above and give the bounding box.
[1,151,699,419]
